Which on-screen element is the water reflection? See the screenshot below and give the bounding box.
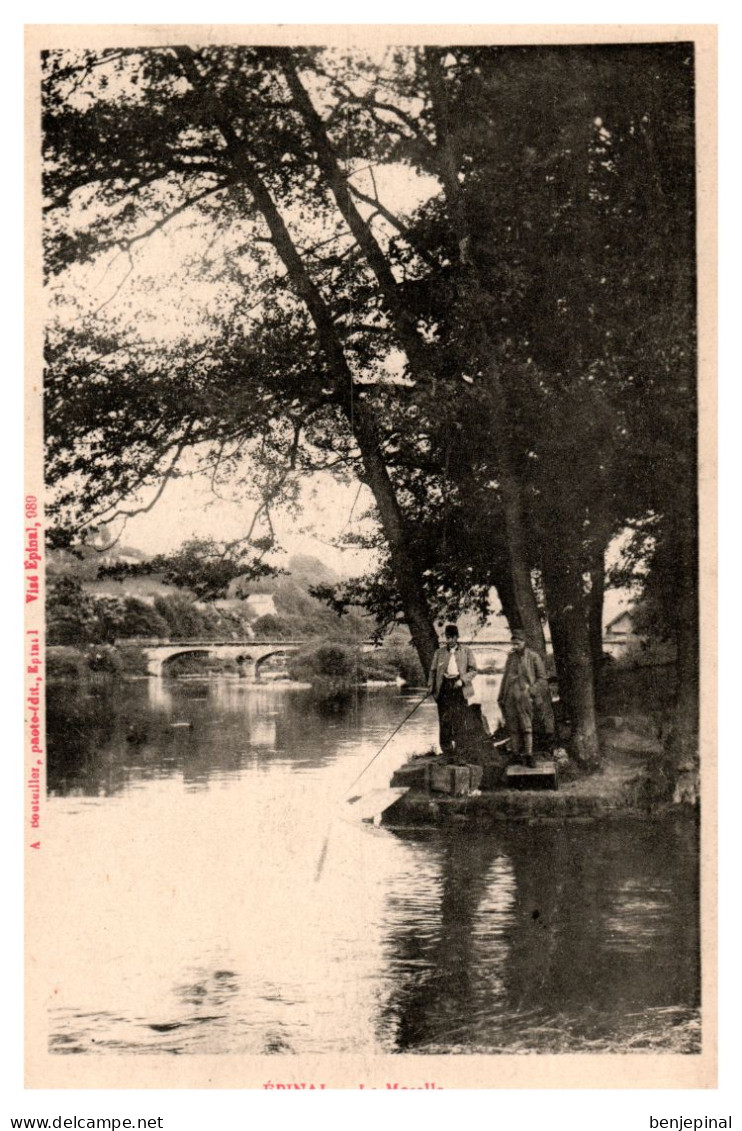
[378,830,515,1050]
[379,820,699,1051]
[47,679,439,796]
[46,679,700,1055]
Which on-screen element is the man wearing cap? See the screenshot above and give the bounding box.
[427,624,477,759]
[497,629,551,765]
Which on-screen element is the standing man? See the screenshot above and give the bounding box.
[428,624,477,759]
[497,629,552,765]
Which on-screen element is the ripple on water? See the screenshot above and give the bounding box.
[46,683,700,1056]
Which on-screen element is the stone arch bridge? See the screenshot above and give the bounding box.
[121,638,513,680]
[131,639,310,680]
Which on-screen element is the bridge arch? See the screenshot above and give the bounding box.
[253,648,292,680]
[157,648,213,677]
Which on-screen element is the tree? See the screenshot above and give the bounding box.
[44,45,446,671]
[42,43,698,774]
[93,596,170,641]
[252,613,289,637]
[383,44,697,767]
[46,576,98,644]
[99,536,276,600]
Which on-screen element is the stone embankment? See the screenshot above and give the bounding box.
[384,716,679,825]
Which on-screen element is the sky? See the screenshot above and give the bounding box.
[46,45,636,616]
[45,54,440,577]
[114,465,379,578]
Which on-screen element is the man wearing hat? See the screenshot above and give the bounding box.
[427,624,477,758]
[497,629,551,765]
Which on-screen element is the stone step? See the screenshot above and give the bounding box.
[505,762,559,791]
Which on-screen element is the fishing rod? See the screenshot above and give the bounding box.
[314,688,431,883]
[343,688,430,800]
[343,611,497,800]
[315,616,502,881]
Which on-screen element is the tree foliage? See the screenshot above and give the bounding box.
[98,536,277,600]
[41,42,699,773]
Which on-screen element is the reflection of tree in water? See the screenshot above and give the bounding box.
[172,966,240,1011]
[497,818,699,1037]
[46,680,423,795]
[47,682,136,796]
[137,968,244,1052]
[378,828,515,1050]
[380,818,699,1051]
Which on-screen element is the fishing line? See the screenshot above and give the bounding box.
[313,615,504,881]
[314,688,430,883]
[340,612,498,804]
[343,688,430,799]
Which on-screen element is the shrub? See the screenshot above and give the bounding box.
[154,594,205,638]
[361,649,399,682]
[116,644,150,675]
[361,641,426,686]
[92,595,169,641]
[253,613,290,637]
[47,646,86,680]
[46,578,97,645]
[287,641,362,686]
[85,644,122,674]
[120,597,170,638]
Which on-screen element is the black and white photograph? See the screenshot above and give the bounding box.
[24,23,716,1090]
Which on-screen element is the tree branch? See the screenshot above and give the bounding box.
[346,182,439,270]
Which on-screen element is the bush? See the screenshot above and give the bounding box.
[361,641,426,686]
[46,578,98,644]
[120,597,170,638]
[92,595,170,642]
[116,644,150,675]
[154,594,205,638]
[287,641,363,687]
[361,649,399,682]
[85,644,122,674]
[253,613,290,637]
[47,646,86,680]
[598,659,677,732]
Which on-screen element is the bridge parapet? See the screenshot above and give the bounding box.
[137,638,514,679]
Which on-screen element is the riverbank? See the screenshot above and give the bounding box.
[384,716,688,825]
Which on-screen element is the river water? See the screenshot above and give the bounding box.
[45,677,700,1056]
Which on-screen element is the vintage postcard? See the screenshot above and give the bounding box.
[24,22,717,1090]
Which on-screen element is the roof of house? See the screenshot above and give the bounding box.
[605,609,635,633]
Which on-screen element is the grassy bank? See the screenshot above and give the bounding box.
[47,643,149,679]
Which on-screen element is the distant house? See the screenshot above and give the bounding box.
[604,610,635,638]
[245,594,278,619]
[603,609,640,656]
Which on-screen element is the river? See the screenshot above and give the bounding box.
[45,677,700,1056]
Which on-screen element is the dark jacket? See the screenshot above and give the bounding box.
[498,647,548,706]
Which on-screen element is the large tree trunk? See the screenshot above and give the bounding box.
[489,554,518,631]
[588,544,606,678]
[547,609,571,724]
[285,48,546,663]
[424,50,545,656]
[664,507,700,804]
[498,467,546,656]
[341,398,439,671]
[586,521,612,699]
[174,49,442,678]
[541,530,601,770]
[279,50,549,676]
